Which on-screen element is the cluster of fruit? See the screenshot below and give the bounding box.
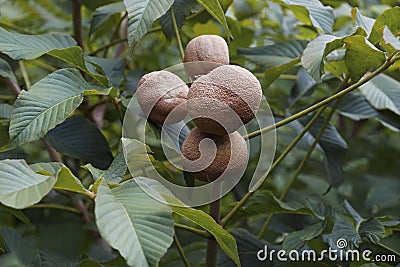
[136,35,262,183]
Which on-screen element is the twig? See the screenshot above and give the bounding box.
[377,243,400,258]
[258,97,344,239]
[0,21,34,34]
[18,61,30,90]
[88,38,128,56]
[43,141,63,163]
[221,78,350,227]
[174,234,191,267]
[175,223,210,239]
[244,56,398,140]
[72,0,84,49]
[4,78,21,96]
[171,8,185,61]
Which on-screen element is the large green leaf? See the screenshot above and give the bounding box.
[90,2,125,35]
[238,40,307,67]
[0,58,16,81]
[124,0,174,49]
[344,35,386,82]
[159,0,201,40]
[351,8,375,37]
[264,57,301,88]
[369,6,400,45]
[337,92,400,131]
[195,0,232,37]
[0,28,109,85]
[95,179,174,267]
[44,115,113,169]
[276,0,334,34]
[301,34,343,82]
[359,74,400,116]
[30,162,95,199]
[171,205,241,266]
[5,69,89,150]
[0,159,56,209]
[0,27,76,60]
[282,220,327,251]
[0,227,41,266]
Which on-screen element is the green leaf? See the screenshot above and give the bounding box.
[217,229,271,267]
[95,179,174,267]
[86,56,125,88]
[337,93,400,131]
[301,34,343,82]
[369,6,400,45]
[359,218,386,244]
[332,201,386,248]
[0,28,109,85]
[233,190,315,223]
[0,27,76,60]
[83,142,127,184]
[30,162,95,199]
[381,26,400,55]
[0,159,56,209]
[0,227,41,266]
[231,191,338,227]
[276,0,334,34]
[44,115,113,169]
[0,205,32,226]
[159,0,201,40]
[351,8,375,37]
[195,0,232,37]
[171,204,241,267]
[0,58,16,81]
[238,40,307,67]
[264,57,300,88]
[90,2,125,35]
[299,116,347,185]
[0,104,13,120]
[359,74,400,116]
[344,35,386,82]
[48,47,109,85]
[124,0,174,50]
[5,69,88,150]
[282,220,327,251]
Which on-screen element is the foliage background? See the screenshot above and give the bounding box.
[0,0,399,266]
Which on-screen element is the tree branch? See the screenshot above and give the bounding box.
[72,0,84,49]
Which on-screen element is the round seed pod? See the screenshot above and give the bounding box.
[181,127,248,182]
[184,35,229,79]
[136,70,189,125]
[187,65,262,135]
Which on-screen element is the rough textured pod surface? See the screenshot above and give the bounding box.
[184,35,229,78]
[181,127,248,182]
[136,70,189,125]
[187,65,262,135]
